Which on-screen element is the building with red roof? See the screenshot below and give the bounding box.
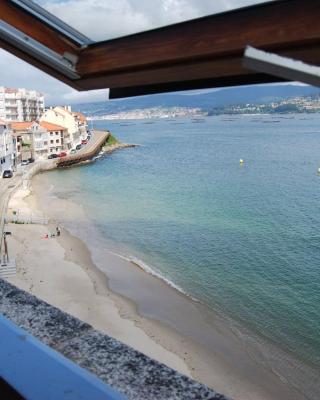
[41,106,88,147]
[10,121,68,160]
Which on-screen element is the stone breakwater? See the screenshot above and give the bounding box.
[102,142,138,154]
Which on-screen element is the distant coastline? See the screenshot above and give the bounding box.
[85,98,320,121]
[78,91,320,121]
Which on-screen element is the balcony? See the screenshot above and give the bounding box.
[5,104,18,108]
[0,279,226,400]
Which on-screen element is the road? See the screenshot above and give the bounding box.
[0,164,33,256]
[57,130,109,167]
[76,130,108,156]
[0,172,22,211]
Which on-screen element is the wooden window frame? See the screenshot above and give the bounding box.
[0,0,319,98]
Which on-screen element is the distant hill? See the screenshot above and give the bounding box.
[74,84,320,116]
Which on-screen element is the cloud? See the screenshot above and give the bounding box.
[37,0,269,41]
[0,49,108,105]
[60,88,109,103]
[0,49,67,103]
[1,0,276,104]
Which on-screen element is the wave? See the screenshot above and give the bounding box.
[108,250,200,302]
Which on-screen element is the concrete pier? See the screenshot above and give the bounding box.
[57,130,109,168]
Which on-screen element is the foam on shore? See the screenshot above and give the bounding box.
[111,251,196,299]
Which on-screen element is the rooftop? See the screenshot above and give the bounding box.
[10,122,33,131]
[73,111,87,124]
[10,121,66,131]
[39,121,66,131]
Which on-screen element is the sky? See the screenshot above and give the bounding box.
[0,0,272,105]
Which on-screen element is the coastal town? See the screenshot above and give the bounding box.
[81,93,320,122]
[89,106,204,121]
[207,94,320,115]
[0,86,91,177]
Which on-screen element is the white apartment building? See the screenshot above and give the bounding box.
[0,87,44,122]
[0,119,16,173]
[40,106,87,148]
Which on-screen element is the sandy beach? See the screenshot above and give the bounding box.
[5,171,309,400]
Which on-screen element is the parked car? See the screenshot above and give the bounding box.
[81,139,88,145]
[28,157,35,163]
[21,160,29,166]
[48,153,58,159]
[2,170,13,178]
[75,144,82,150]
[58,152,67,157]
[70,149,77,154]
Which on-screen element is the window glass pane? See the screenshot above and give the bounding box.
[33,0,272,41]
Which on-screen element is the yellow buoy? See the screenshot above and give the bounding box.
[239,159,244,164]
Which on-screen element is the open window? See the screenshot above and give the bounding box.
[1,0,320,98]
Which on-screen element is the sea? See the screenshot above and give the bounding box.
[43,114,320,390]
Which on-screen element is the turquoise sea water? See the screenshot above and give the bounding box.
[46,114,320,372]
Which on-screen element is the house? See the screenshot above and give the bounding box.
[10,121,34,162]
[0,119,16,174]
[72,111,88,139]
[11,121,68,160]
[40,106,87,148]
[34,121,68,158]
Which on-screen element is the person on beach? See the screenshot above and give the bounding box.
[56,227,61,237]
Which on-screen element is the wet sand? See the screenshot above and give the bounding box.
[5,171,313,400]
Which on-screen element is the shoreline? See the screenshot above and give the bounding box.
[7,188,191,377]
[5,171,318,400]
